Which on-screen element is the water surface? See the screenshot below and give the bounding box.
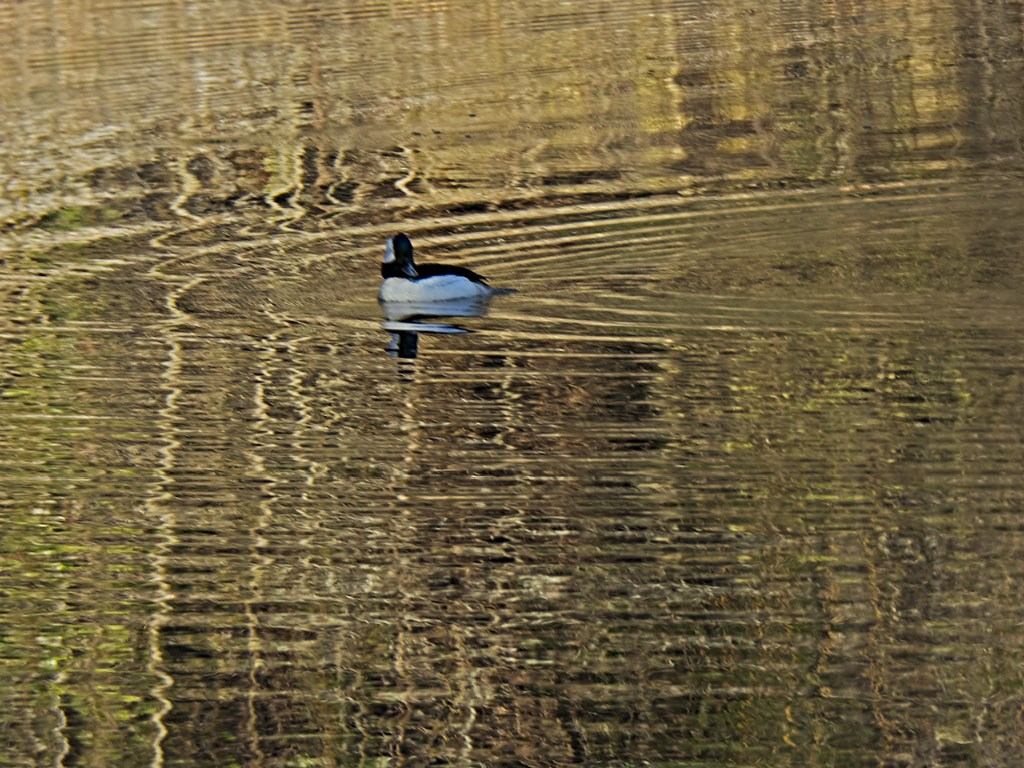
[2,1,1024,766]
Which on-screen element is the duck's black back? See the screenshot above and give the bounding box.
[381,261,488,282]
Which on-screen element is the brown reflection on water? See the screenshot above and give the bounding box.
[2,0,1023,234]
[2,1,1024,767]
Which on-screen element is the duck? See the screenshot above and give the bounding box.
[378,233,511,303]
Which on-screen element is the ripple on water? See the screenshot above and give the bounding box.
[3,9,1024,756]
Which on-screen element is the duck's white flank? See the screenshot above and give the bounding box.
[378,274,497,303]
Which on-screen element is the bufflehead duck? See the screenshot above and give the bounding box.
[378,233,511,303]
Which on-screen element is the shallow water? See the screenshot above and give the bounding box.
[2,1,1024,766]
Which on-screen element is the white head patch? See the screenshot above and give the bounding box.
[383,236,396,264]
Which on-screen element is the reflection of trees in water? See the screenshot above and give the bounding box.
[657,306,1024,767]
[3,0,1024,233]
[3,1,1024,766]
[5,177,1024,768]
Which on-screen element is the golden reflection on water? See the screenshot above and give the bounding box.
[2,1,1024,767]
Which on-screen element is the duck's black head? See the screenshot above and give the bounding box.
[384,233,417,277]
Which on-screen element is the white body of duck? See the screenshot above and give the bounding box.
[378,233,508,303]
[379,273,495,302]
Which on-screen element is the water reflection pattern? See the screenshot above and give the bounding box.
[1,1,1024,767]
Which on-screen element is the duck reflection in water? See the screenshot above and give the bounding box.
[378,233,514,359]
